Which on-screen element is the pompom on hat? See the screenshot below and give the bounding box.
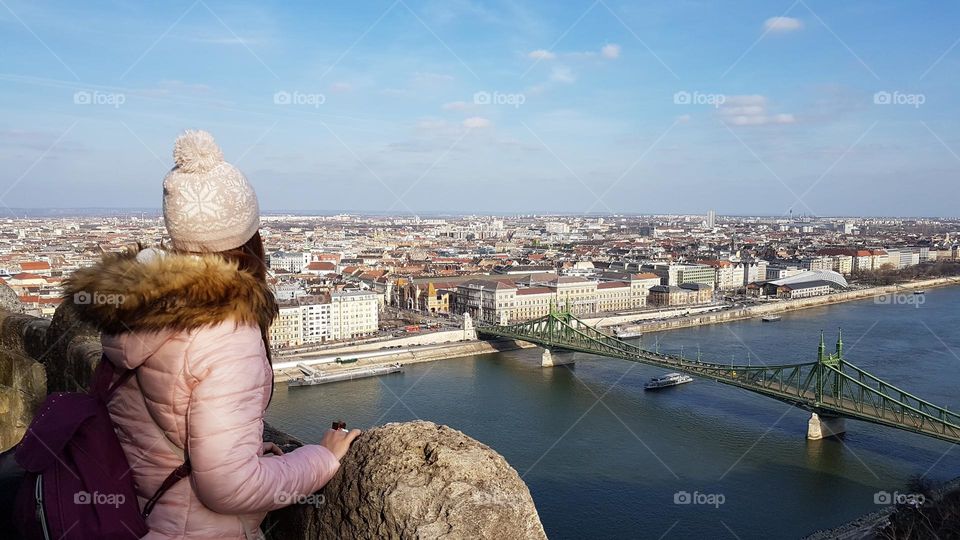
[162,130,260,252]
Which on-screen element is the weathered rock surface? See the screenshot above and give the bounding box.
[0,281,23,314]
[0,346,46,451]
[0,309,47,451]
[41,302,101,392]
[265,421,547,540]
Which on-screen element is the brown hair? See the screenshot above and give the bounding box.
[216,231,277,362]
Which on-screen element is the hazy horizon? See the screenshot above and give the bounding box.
[2,206,957,220]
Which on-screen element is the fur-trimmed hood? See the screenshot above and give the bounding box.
[63,246,278,336]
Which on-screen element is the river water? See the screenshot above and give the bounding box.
[267,286,960,539]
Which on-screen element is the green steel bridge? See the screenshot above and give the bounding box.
[476,308,960,444]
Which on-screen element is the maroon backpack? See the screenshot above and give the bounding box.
[13,358,190,539]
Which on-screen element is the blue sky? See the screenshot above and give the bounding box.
[0,0,958,216]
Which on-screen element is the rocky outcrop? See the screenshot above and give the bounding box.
[1,303,547,538]
[40,302,102,393]
[0,281,23,314]
[0,342,46,451]
[0,299,99,450]
[0,310,48,451]
[264,421,547,540]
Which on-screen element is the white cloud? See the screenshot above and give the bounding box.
[723,113,796,126]
[463,116,491,128]
[442,101,471,111]
[763,16,803,33]
[329,82,352,93]
[600,44,621,59]
[718,95,796,126]
[550,66,575,84]
[417,118,448,130]
[528,49,556,60]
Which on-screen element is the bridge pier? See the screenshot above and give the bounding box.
[541,348,575,367]
[807,412,846,440]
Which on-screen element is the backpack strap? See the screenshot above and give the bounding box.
[105,369,136,399]
[90,354,136,401]
[91,355,193,520]
[142,459,192,519]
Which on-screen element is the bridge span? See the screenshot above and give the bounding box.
[476,308,960,444]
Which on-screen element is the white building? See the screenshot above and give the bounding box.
[643,263,717,287]
[274,281,308,301]
[330,291,379,340]
[301,302,332,343]
[268,291,379,348]
[545,221,570,234]
[757,269,849,299]
[269,251,312,273]
[455,273,660,324]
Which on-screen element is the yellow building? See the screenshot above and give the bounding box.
[270,305,304,348]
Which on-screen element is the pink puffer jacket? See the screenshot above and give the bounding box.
[65,247,340,539]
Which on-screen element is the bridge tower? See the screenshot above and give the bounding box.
[540,304,575,367]
[808,330,847,440]
[462,312,476,340]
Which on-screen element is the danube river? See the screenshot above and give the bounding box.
[267,286,960,539]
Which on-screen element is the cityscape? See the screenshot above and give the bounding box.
[3,1,960,539]
[5,213,959,334]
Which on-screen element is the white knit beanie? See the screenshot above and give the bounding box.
[162,130,260,252]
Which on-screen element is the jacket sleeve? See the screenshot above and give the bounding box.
[184,322,341,515]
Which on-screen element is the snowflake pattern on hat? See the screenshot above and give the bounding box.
[163,130,260,251]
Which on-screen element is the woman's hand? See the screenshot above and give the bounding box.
[320,428,362,461]
[261,442,284,456]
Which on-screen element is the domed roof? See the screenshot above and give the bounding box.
[770,269,848,289]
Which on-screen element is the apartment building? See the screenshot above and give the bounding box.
[330,291,380,340]
[643,263,717,287]
[699,260,751,290]
[271,305,304,348]
[268,291,378,348]
[301,302,332,343]
[801,256,834,272]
